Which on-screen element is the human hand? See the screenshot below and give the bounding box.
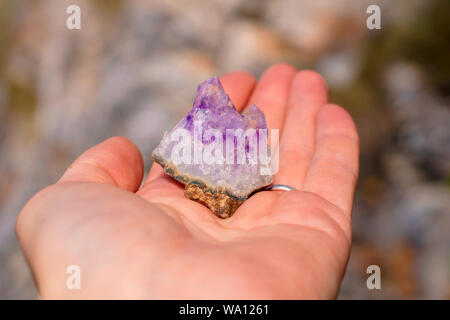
[16,64,359,299]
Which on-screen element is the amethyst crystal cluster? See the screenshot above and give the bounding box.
[152,77,273,218]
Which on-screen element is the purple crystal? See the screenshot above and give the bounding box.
[152,77,273,217]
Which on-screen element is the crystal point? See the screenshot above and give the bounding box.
[152,77,273,218]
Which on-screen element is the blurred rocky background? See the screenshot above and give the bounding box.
[0,0,449,299]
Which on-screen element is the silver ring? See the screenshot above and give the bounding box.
[249,184,296,197]
[262,184,296,191]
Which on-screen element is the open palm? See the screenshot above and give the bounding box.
[17,64,359,299]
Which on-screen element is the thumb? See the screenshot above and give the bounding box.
[59,136,144,192]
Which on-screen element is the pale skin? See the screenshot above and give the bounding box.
[16,64,359,299]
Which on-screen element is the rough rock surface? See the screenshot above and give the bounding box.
[152,77,273,218]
